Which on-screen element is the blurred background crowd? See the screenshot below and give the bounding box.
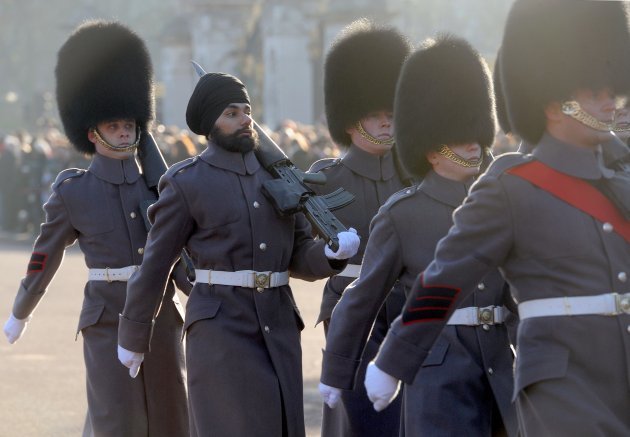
[0,120,517,237]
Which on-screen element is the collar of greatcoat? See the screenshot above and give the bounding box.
[341,144,396,181]
[88,153,141,185]
[419,169,471,208]
[200,142,261,175]
[533,132,612,180]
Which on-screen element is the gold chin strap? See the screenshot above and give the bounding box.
[92,127,141,153]
[561,101,614,132]
[438,145,483,168]
[355,121,395,145]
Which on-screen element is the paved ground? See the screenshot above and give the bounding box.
[0,236,327,436]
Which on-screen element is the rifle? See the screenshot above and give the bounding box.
[137,132,196,281]
[191,61,355,251]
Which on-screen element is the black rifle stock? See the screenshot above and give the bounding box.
[253,122,354,252]
[138,131,196,281]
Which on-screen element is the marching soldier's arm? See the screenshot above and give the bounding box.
[375,172,514,383]
[322,208,404,389]
[13,176,79,320]
[119,175,194,352]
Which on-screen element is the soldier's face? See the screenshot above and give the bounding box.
[211,103,259,153]
[566,88,618,146]
[427,143,482,182]
[346,110,394,155]
[88,118,137,159]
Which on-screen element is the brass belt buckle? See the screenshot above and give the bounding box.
[254,272,271,293]
[614,293,630,314]
[477,306,495,325]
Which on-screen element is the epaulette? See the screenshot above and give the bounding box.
[307,157,340,173]
[53,168,86,188]
[164,156,198,178]
[485,152,533,177]
[380,184,420,211]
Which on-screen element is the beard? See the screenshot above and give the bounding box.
[210,125,259,153]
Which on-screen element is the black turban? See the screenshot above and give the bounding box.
[186,72,250,136]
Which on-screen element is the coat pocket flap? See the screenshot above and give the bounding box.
[184,298,221,331]
[421,338,449,367]
[76,304,105,333]
[513,345,570,401]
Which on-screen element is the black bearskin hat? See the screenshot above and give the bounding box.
[395,34,496,178]
[324,19,411,146]
[493,49,511,135]
[500,0,630,145]
[55,20,154,154]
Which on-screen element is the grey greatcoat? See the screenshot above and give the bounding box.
[377,134,630,436]
[308,144,408,436]
[322,170,517,437]
[119,144,344,437]
[11,154,189,436]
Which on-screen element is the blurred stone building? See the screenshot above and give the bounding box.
[0,0,512,133]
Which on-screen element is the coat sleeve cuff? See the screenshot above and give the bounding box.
[374,330,429,385]
[118,314,154,353]
[320,348,361,390]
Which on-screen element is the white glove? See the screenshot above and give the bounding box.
[325,228,360,260]
[3,313,31,344]
[117,345,145,378]
[364,362,401,412]
[318,382,342,409]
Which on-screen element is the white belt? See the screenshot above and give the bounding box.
[88,266,139,282]
[336,264,361,278]
[518,293,630,320]
[447,305,508,326]
[195,269,289,291]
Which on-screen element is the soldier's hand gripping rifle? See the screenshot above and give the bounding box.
[137,131,196,281]
[191,61,355,251]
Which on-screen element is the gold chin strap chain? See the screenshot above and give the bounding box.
[355,121,395,145]
[438,145,482,168]
[561,101,614,132]
[92,127,141,153]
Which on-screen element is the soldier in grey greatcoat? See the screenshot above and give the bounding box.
[2,21,190,436]
[310,20,412,437]
[366,2,630,436]
[321,34,517,437]
[117,72,360,437]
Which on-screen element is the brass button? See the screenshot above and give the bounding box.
[482,324,490,331]
[477,283,485,290]
[603,222,613,233]
[620,297,630,312]
[264,326,270,333]
[618,272,627,283]
[253,201,260,209]
[130,212,137,219]
[259,243,267,251]
[488,367,494,375]
[137,247,144,255]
